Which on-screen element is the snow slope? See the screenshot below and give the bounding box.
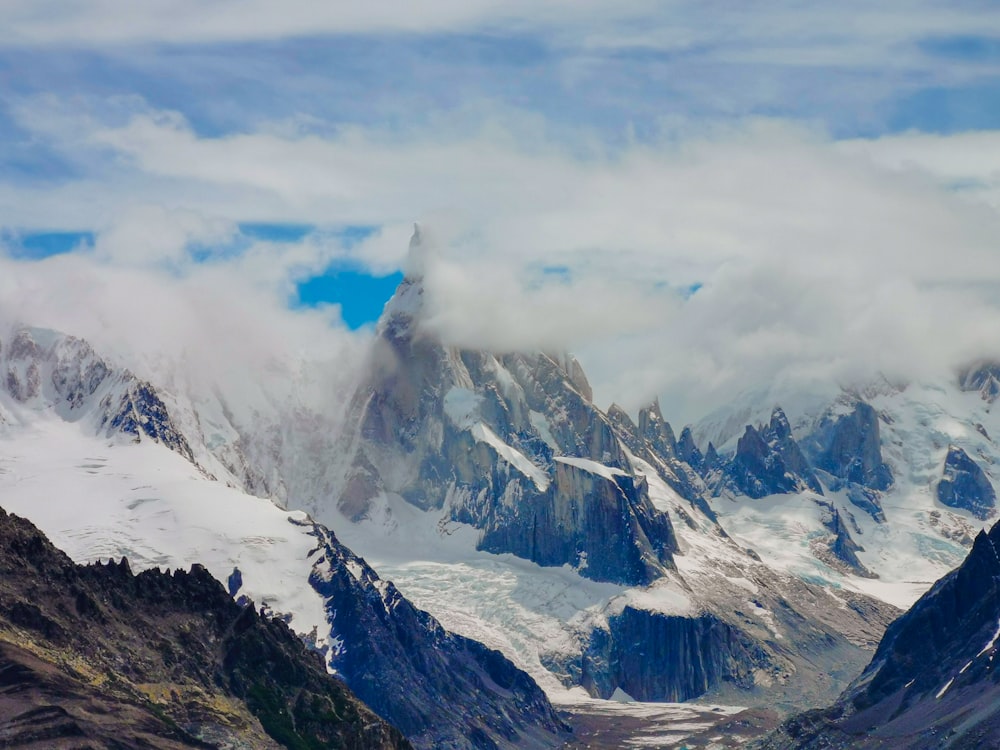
[0,413,331,644]
[700,378,1000,608]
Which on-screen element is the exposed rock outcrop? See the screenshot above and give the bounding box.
[326,254,683,586]
[0,327,194,462]
[304,522,568,750]
[708,407,823,500]
[581,607,773,701]
[813,500,876,578]
[759,519,1000,749]
[959,359,1000,403]
[937,444,996,520]
[804,401,892,493]
[0,507,410,750]
[677,425,704,472]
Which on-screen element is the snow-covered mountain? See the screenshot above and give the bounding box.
[285,237,900,713]
[0,325,567,750]
[696,374,1000,609]
[4,233,1000,744]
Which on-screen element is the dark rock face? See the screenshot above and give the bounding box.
[0,328,194,462]
[305,523,568,750]
[764,408,823,494]
[0,507,410,750]
[937,444,996,520]
[331,270,681,586]
[100,380,195,463]
[714,408,822,499]
[0,640,204,750]
[760,520,1000,749]
[813,501,875,578]
[574,576,897,713]
[728,425,801,498]
[677,426,704,472]
[804,401,892,493]
[581,607,773,701]
[607,402,714,522]
[959,360,1000,403]
[478,462,676,585]
[637,400,678,459]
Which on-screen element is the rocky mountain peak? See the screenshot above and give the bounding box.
[959,359,1000,403]
[676,425,703,470]
[938,444,996,520]
[767,405,793,441]
[762,519,1000,748]
[0,507,412,750]
[804,400,892,493]
[326,275,686,585]
[637,397,678,458]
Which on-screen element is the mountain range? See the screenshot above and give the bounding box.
[2,233,999,747]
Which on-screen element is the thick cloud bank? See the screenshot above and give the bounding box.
[4,104,1000,425]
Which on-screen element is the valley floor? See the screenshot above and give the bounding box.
[555,697,777,749]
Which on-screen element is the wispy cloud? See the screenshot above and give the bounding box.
[4,95,1000,422]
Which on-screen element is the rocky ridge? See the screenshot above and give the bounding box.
[759,518,1000,749]
[0,507,410,750]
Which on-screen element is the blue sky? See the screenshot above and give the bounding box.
[2,2,1000,335]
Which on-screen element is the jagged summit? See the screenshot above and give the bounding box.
[328,270,685,585]
[378,225,429,339]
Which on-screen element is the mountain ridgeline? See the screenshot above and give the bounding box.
[760,518,1000,749]
[0,507,410,750]
[328,273,680,586]
[309,251,906,709]
[0,326,570,750]
[4,252,1000,747]
[323,255,927,587]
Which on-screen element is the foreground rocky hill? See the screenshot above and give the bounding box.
[0,507,410,750]
[0,323,569,749]
[759,518,1000,749]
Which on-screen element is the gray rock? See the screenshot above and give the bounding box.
[637,399,678,458]
[581,607,772,702]
[959,360,1000,403]
[305,522,568,750]
[715,407,822,499]
[814,500,876,578]
[331,268,679,586]
[937,444,996,520]
[677,426,704,471]
[803,401,892,493]
[759,520,1000,749]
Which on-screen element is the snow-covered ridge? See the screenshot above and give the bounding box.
[554,455,627,482]
[471,422,551,491]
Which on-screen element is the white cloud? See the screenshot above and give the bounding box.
[6,98,1000,425]
[841,131,1000,208]
[92,205,236,266]
[0,210,367,418]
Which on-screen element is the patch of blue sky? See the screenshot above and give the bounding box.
[919,34,1000,63]
[684,282,703,298]
[237,223,315,243]
[2,230,94,259]
[5,223,397,327]
[295,265,404,329]
[540,265,572,283]
[888,81,1000,134]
